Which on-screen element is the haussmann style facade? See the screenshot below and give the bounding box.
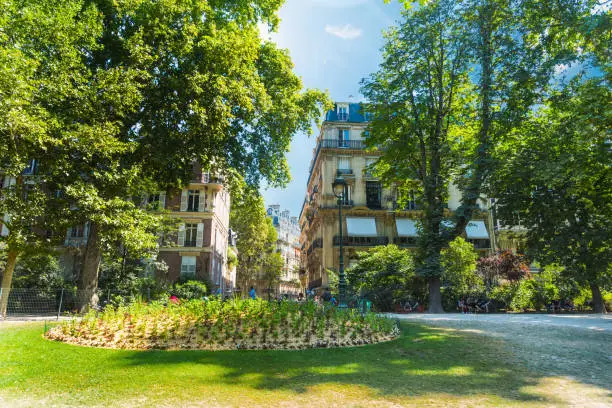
[299,102,495,293]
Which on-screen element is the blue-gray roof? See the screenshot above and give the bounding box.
[325,103,369,123]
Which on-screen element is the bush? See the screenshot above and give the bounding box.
[46,299,398,350]
[441,237,483,310]
[603,291,612,312]
[490,282,519,310]
[346,245,424,311]
[12,253,68,291]
[171,280,208,299]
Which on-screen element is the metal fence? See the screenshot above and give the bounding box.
[0,288,151,319]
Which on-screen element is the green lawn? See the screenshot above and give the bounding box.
[0,322,605,407]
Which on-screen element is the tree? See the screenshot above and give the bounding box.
[0,0,100,317]
[362,0,590,312]
[346,245,420,311]
[230,188,273,290]
[441,237,482,305]
[1,0,329,309]
[491,70,611,313]
[260,218,284,298]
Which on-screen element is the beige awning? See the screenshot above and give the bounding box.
[466,220,489,239]
[396,219,418,237]
[346,217,377,236]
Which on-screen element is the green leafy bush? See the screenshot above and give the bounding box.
[171,280,208,299]
[346,245,424,311]
[441,237,483,310]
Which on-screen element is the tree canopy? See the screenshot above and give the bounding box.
[0,0,329,310]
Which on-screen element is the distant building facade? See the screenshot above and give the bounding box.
[157,163,234,293]
[299,102,495,293]
[266,205,302,297]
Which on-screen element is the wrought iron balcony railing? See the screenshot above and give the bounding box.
[192,173,225,184]
[394,237,418,247]
[332,235,388,247]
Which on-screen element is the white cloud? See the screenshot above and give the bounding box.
[324,24,363,40]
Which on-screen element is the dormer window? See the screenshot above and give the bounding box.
[337,104,348,121]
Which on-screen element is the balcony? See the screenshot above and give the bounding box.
[333,235,388,247]
[394,237,418,247]
[307,238,323,256]
[184,239,197,247]
[321,139,365,149]
[192,173,224,191]
[336,169,353,176]
[393,201,422,211]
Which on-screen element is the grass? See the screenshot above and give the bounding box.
[0,321,608,407]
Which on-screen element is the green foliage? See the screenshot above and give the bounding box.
[440,237,483,310]
[227,247,238,269]
[346,245,423,311]
[441,237,481,293]
[171,281,208,300]
[0,0,329,303]
[230,189,282,290]
[490,282,519,310]
[12,253,67,291]
[489,5,611,312]
[361,0,595,312]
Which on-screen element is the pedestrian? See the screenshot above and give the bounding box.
[249,286,256,300]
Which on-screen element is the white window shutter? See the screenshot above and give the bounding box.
[178,223,185,247]
[140,194,148,208]
[196,223,204,247]
[159,191,166,209]
[65,228,72,245]
[180,190,188,211]
[198,189,206,212]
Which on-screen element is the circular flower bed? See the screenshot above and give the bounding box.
[46,299,399,350]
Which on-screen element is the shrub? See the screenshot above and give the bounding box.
[490,282,519,310]
[346,245,424,311]
[441,237,483,310]
[171,280,208,299]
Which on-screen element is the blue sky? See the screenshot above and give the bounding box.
[260,0,403,216]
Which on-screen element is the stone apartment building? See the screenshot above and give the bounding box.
[156,165,234,293]
[1,161,235,294]
[266,205,302,297]
[299,102,494,293]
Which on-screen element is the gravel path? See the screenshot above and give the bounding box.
[390,313,612,392]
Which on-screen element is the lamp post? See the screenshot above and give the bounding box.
[332,176,347,308]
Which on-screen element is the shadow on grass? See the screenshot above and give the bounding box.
[118,323,542,402]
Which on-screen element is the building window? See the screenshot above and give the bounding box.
[184,223,198,247]
[148,193,160,204]
[187,190,200,212]
[71,225,84,238]
[338,129,350,147]
[337,105,348,121]
[366,181,382,209]
[341,184,351,205]
[337,157,351,174]
[180,256,197,280]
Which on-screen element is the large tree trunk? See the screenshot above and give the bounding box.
[428,277,444,313]
[590,282,607,314]
[0,250,18,319]
[77,222,102,312]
